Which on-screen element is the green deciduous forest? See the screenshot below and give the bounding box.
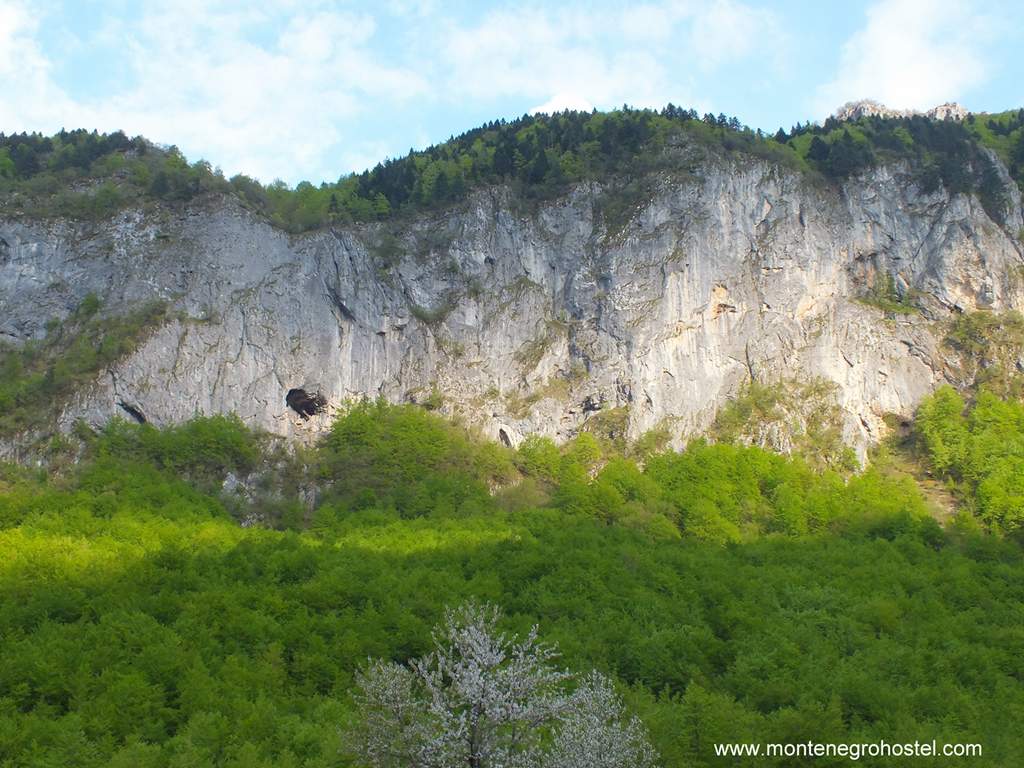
[2,391,1023,766]
[2,105,1021,233]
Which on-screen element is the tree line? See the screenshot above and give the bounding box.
[4,105,1020,233]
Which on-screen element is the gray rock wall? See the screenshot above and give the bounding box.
[2,149,1022,458]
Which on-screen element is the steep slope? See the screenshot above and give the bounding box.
[1,135,1023,459]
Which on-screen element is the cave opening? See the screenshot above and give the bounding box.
[286,388,326,419]
[118,401,147,424]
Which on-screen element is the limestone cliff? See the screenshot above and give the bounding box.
[2,144,1023,459]
[833,100,969,123]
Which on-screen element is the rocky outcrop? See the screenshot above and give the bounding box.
[1,145,1022,459]
[833,100,969,123]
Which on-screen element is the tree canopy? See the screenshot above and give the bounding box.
[4,105,1020,233]
[1,391,1023,765]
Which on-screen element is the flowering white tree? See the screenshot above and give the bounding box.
[542,672,658,768]
[346,603,658,768]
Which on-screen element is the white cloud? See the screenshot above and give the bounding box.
[385,0,440,17]
[441,1,784,113]
[0,0,427,182]
[338,140,403,176]
[689,0,783,70]
[530,93,595,114]
[0,1,78,126]
[815,0,992,116]
[0,0,789,183]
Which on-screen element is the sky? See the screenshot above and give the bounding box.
[1,0,1021,184]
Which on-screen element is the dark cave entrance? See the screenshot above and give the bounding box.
[118,401,147,424]
[286,388,326,420]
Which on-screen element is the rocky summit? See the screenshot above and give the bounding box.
[832,100,970,122]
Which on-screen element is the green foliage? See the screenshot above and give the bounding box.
[2,111,740,231]
[782,110,1022,211]
[710,381,784,442]
[597,176,656,239]
[6,107,1020,236]
[631,422,674,460]
[514,434,563,483]
[2,404,1022,766]
[964,108,1024,192]
[294,402,920,542]
[945,311,1024,398]
[804,129,874,178]
[409,298,456,326]
[420,386,445,411]
[0,296,168,436]
[711,379,858,472]
[317,399,515,519]
[0,130,231,221]
[916,385,1024,534]
[857,271,918,314]
[582,405,632,453]
[948,311,1019,355]
[644,440,919,539]
[915,386,970,477]
[95,415,262,484]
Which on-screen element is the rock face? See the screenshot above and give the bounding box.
[833,100,969,123]
[1,146,1023,458]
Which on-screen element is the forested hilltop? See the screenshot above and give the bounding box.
[2,104,1022,231]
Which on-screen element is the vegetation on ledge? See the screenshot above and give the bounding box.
[710,378,857,473]
[944,310,1024,398]
[0,294,168,437]
[856,271,919,315]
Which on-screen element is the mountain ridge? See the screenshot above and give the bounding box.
[3,117,1023,464]
[3,102,1023,233]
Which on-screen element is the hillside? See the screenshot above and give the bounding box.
[2,398,1023,766]
[4,103,1024,766]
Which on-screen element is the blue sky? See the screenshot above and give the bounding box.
[2,0,1021,184]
